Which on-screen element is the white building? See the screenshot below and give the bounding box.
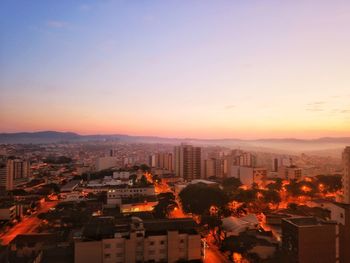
[113,171,131,180]
[107,186,156,206]
[230,166,267,186]
[95,157,118,171]
[278,166,302,180]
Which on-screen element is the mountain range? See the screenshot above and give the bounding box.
[0,131,349,156]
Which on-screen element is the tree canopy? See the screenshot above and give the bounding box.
[179,183,228,215]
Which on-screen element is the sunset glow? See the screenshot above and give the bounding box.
[1,1,350,139]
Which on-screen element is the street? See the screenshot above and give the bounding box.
[0,200,58,245]
[204,244,231,263]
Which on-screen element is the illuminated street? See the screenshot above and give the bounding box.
[0,201,58,245]
[204,244,231,263]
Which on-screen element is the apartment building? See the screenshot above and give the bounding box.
[342,146,350,204]
[149,153,174,172]
[0,158,30,191]
[174,144,201,180]
[74,217,202,263]
[281,217,337,263]
[231,166,267,186]
[278,166,302,180]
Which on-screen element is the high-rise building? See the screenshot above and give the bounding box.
[282,217,337,263]
[342,146,350,204]
[0,159,30,191]
[278,166,302,180]
[0,162,7,192]
[272,158,279,172]
[234,152,256,167]
[174,144,201,180]
[149,153,173,171]
[204,158,224,178]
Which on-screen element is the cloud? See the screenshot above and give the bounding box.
[224,105,236,110]
[305,101,326,112]
[306,108,324,112]
[47,20,68,28]
[307,101,326,106]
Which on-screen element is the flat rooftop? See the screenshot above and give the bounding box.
[284,217,336,227]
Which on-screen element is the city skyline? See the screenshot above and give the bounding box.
[1,0,350,139]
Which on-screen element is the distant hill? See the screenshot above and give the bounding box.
[0,131,349,155]
[0,131,81,144]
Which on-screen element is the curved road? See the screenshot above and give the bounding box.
[0,201,58,245]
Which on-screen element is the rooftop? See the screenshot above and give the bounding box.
[284,217,336,227]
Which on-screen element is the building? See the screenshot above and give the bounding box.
[281,217,337,263]
[278,166,302,180]
[107,186,156,206]
[60,180,81,193]
[0,159,30,191]
[0,162,7,192]
[0,204,16,221]
[74,217,202,263]
[230,166,267,186]
[120,196,158,213]
[326,202,350,263]
[174,144,201,180]
[272,158,279,172]
[96,157,118,171]
[342,147,350,204]
[113,171,131,180]
[150,153,174,172]
[204,158,224,179]
[234,152,256,167]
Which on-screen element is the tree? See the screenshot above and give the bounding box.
[43,183,60,193]
[9,189,28,196]
[262,190,281,205]
[129,174,137,184]
[140,164,151,172]
[179,183,228,215]
[201,215,222,230]
[153,192,178,218]
[222,177,242,193]
[316,174,342,193]
[232,189,257,203]
[266,178,282,192]
[139,175,149,186]
[288,203,298,211]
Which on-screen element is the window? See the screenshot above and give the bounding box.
[149,250,155,255]
[104,253,111,259]
[179,239,184,244]
[149,241,155,246]
[116,243,123,248]
[137,241,143,247]
[104,244,111,249]
[159,249,166,254]
[116,253,123,258]
[160,240,165,245]
[340,213,344,218]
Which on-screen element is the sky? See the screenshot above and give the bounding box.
[1,0,350,139]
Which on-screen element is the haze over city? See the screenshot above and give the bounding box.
[1,0,350,139]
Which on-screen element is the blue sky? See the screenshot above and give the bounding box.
[1,0,350,138]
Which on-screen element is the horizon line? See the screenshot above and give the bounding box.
[1,130,350,142]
